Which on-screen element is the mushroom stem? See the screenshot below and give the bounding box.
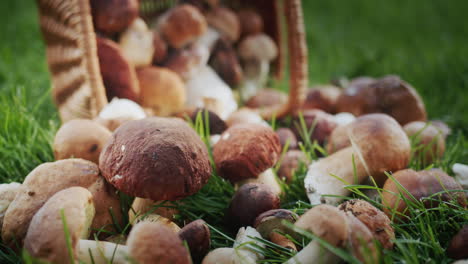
[77,240,129,264]
[241,61,270,101]
[270,232,296,251]
[233,226,265,262]
[283,240,339,264]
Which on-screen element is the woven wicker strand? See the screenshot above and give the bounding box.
[37,0,307,121]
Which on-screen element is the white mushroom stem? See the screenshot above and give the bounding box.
[236,168,282,196]
[241,60,270,101]
[194,27,220,51]
[334,112,356,126]
[233,226,265,263]
[77,240,129,264]
[453,163,468,189]
[283,239,339,264]
[98,98,146,120]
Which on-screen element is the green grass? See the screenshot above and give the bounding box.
[0,0,467,263]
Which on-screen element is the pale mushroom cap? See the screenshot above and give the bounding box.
[202,248,239,264]
[238,34,278,61]
[137,66,186,116]
[24,187,95,264]
[53,119,112,164]
[226,108,268,127]
[127,221,191,264]
[0,182,21,230]
[119,18,155,67]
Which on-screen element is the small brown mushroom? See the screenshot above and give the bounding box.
[291,109,338,146]
[179,219,211,262]
[53,119,112,164]
[90,0,139,35]
[254,209,299,251]
[119,18,155,67]
[447,225,468,260]
[238,9,264,37]
[209,38,244,87]
[99,117,212,201]
[275,128,298,150]
[245,89,288,110]
[205,7,240,43]
[303,85,342,114]
[382,169,466,219]
[227,183,280,230]
[403,121,446,165]
[136,66,186,116]
[185,108,227,135]
[277,150,310,183]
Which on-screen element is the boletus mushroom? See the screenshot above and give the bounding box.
[179,219,211,262]
[403,121,446,165]
[303,85,342,114]
[277,150,310,183]
[90,0,139,35]
[0,182,21,232]
[254,209,299,251]
[447,225,468,260]
[119,18,155,67]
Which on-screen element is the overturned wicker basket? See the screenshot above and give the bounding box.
[36,0,308,122]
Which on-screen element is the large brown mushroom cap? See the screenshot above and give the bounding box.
[403,121,446,165]
[53,119,112,164]
[24,187,95,264]
[99,117,212,201]
[90,0,139,35]
[337,75,427,125]
[213,123,281,182]
[128,221,191,264]
[137,66,186,116]
[382,169,466,218]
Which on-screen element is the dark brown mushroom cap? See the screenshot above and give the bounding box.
[227,183,280,230]
[99,117,212,201]
[179,219,211,262]
[336,75,427,125]
[382,169,466,218]
[277,150,309,183]
[24,187,95,264]
[53,119,112,164]
[213,123,281,182]
[403,121,446,165]
[128,222,191,264]
[96,37,140,102]
[447,225,468,259]
[275,128,298,150]
[338,199,395,249]
[209,38,244,87]
[245,89,287,109]
[91,0,139,35]
[291,109,337,146]
[253,209,298,239]
[303,85,342,113]
[238,9,264,37]
[188,108,227,135]
[152,31,168,65]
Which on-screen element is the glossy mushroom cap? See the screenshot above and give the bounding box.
[96,37,140,101]
[303,85,342,113]
[159,4,207,49]
[245,89,287,109]
[213,123,281,182]
[179,219,211,262]
[99,117,212,201]
[382,169,467,219]
[24,187,95,264]
[403,121,446,165]
[238,9,264,37]
[336,75,427,125]
[238,33,278,62]
[90,0,139,35]
[53,119,112,164]
[205,7,240,43]
[128,222,191,264]
[338,199,395,249]
[447,225,468,260]
[227,183,280,229]
[137,66,186,116]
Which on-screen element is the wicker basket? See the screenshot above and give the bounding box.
[36,0,308,122]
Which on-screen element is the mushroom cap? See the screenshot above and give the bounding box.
[179,219,211,262]
[226,108,268,127]
[97,37,140,101]
[382,169,466,218]
[227,183,280,229]
[127,221,191,264]
[275,128,298,150]
[0,182,21,230]
[209,37,244,87]
[277,150,309,183]
[119,18,155,67]
[99,117,212,201]
[303,85,342,113]
[202,248,241,264]
[187,108,227,135]
[238,33,278,61]
[164,44,210,81]
[238,9,264,37]
[160,4,208,49]
[345,212,380,263]
[2,159,121,246]
[132,214,181,233]
[295,204,349,247]
[24,187,95,264]
[213,123,281,182]
[90,0,139,35]
[326,120,353,154]
[129,197,179,223]
[245,89,287,109]
[53,119,112,164]
[337,75,427,125]
[253,209,298,239]
[205,7,240,42]
[430,120,451,138]
[338,199,395,249]
[403,121,446,165]
[291,109,338,146]
[447,225,468,259]
[137,66,186,116]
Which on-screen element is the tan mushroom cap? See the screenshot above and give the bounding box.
[403,121,446,165]
[303,85,342,113]
[24,187,95,264]
[91,0,139,35]
[2,159,122,247]
[127,221,191,264]
[338,199,395,249]
[238,33,278,62]
[226,108,267,127]
[0,182,21,230]
[53,119,112,164]
[137,66,186,116]
[160,4,208,49]
[99,117,212,201]
[205,7,240,42]
[382,169,466,219]
[245,89,287,109]
[336,75,427,125]
[213,123,281,182]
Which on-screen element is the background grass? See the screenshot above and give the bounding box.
[0,0,467,263]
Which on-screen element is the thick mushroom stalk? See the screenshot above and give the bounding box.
[77,240,129,264]
[304,114,410,205]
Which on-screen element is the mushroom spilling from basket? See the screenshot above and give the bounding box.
[8,0,466,263]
